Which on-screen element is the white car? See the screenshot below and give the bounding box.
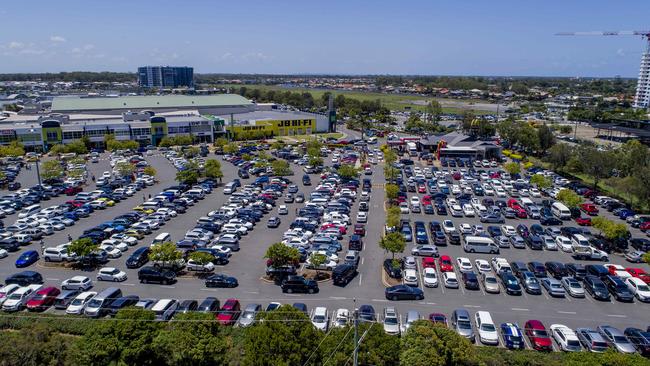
[410,196,420,206]
[157,208,177,217]
[474,259,491,273]
[555,236,573,252]
[442,220,456,233]
[61,276,93,291]
[529,188,542,197]
[625,277,650,302]
[450,204,464,217]
[443,272,459,288]
[311,306,329,331]
[110,234,138,246]
[542,235,557,251]
[208,245,232,257]
[99,244,122,258]
[462,204,475,217]
[101,239,129,252]
[0,248,7,259]
[399,201,410,214]
[495,187,507,197]
[278,205,288,215]
[0,284,20,306]
[456,257,473,273]
[459,223,472,235]
[356,212,368,223]
[423,267,438,287]
[186,259,216,272]
[66,291,97,315]
[500,225,516,237]
[403,269,418,286]
[333,308,350,328]
[550,324,581,352]
[475,311,499,345]
[96,267,127,282]
[305,257,337,271]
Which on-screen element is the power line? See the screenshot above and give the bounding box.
[322,326,353,366]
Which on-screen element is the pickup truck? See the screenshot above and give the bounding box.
[572,246,609,261]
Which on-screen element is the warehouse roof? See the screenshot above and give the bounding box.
[51,94,253,112]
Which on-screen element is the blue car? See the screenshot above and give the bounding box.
[500,323,525,349]
[15,250,39,268]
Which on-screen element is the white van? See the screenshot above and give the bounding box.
[571,234,590,249]
[152,233,171,246]
[520,198,534,208]
[474,311,499,345]
[18,204,41,219]
[223,182,236,195]
[551,202,571,220]
[152,299,178,321]
[463,236,499,254]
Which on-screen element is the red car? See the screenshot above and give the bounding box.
[515,208,527,219]
[640,222,650,231]
[26,287,61,311]
[439,255,453,272]
[626,268,650,284]
[422,195,432,205]
[320,223,346,235]
[428,313,447,327]
[216,298,241,325]
[422,257,436,269]
[507,199,521,209]
[524,320,553,351]
[66,200,85,208]
[580,203,599,215]
[353,224,366,236]
[452,172,461,180]
[64,186,82,196]
[575,216,592,226]
[417,184,427,193]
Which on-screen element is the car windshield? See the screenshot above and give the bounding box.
[567,340,581,348]
[425,272,436,278]
[87,299,102,308]
[481,324,496,332]
[7,293,22,300]
[486,277,497,284]
[458,320,472,329]
[71,297,87,306]
[638,284,650,291]
[507,279,518,286]
[31,293,46,300]
[533,330,548,337]
[384,317,398,325]
[243,311,256,319]
[569,281,581,288]
[613,335,629,343]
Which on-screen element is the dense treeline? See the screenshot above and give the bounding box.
[0,72,135,83]
[0,309,648,366]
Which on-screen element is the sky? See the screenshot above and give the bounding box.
[0,0,649,77]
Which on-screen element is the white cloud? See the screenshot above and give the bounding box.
[8,41,24,49]
[616,48,625,57]
[50,35,66,43]
[242,52,270,62]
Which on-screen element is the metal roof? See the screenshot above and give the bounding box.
[52,94,253,112]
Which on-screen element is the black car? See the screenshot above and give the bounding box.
[205,274,238,288]
[603,275,634,302]
[527,262,547,278]
[383,259,402,279]
[499,272,522,295]
[302,175,311,186]
[281,275,318,294]
[349,235,363,251]
[545,262,568,280]
[624,327,650,356]
[178,299,199,313]
[358,305,376,322]
[385,284,424,301]
[107,295,140,316]
[566,263,586,280]
[525,235,544,250]
[0,238,20,252]
[585,264,609,280]
[126,247,150,269]
[540,216,563,226]
[583,275,611,301]
[198,297,220,313]
[138,266,176,285]
[332,264,357,286]
[267,216,281,228]
[5,270,43,286]
[487,226,503,238]
[510,261,528,277]
[630,238,650,252]
[462,272,480,290]
[447,231,461,245]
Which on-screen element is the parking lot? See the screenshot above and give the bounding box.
[0,126,648,350]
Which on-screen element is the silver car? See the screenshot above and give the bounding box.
[451,309,475,342]
[411,245,438,257]
[561,277,585,298]
[237,303,261,327]
[576,328,609,353]
[481,272,500,294]
[597,325,636,353]
[541,278,566,297]
[383,307,401,335]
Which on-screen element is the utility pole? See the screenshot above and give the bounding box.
[353,298,359,366]
[35,160,41,187]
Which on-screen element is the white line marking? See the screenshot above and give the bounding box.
[426,302,437,305]
[329,296,346,300]
[360,257,364,266]
[160,285,176,289]
[606,314,627,318]
[200,288,218,292]
[511,308,529,311]
[557,311,576,314]
[358,273,363,286]
[371,298,388,302]
[46,278,60,281]
[122,283,135,286]
[463,304,481,308]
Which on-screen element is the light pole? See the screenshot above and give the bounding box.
[353,298,358,366]
[34,159,41,187]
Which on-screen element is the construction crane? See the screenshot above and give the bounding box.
[556,30,650,109]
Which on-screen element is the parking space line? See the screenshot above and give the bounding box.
[511,308,529,311]
[584,295,595,304]
[565,295,571,302]
[606,314,627,318]
[122,283,135,286]
[542,292,550,300]
[360,257,364,266]
[358,273,363,286]
[557,311,576,315]
[46,278,60,281]
[371,299,388,303]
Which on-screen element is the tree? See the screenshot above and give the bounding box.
[143,166,156,177]
[148,242,183,268]
[65,139,88,155]
[386,206,401,230]
[151,312,231,366]
[223,143,238,154]
[318,322,400,365]
[204,159,224,181]
[308,252,327,279]
[214,137,228,149]
[425,100,443,124]
[644,252,650,266]
[556,189,583,208]
[384,148,397,165]
[530,174,552,189]
[337,164,359,180]
[503,162,521,175]
[48,144,66,155]
[546,143,573,171]
[379,231,406,259]
[188,251,215,266]
[264,242,300,268]
[497,118,522,145]
[616,140,650,177]
[115,162,135,178]
[307,155,323,167]
[0,141,25,157]
[386,183,399,201]
[384,166,400,181]
[105,134,139,151]
[271,140,285,150]
[574,145,616,189]
[40,160,64,181]
[592,217,629,241]
[400,320,477,366]
[271,159,292,176]
[68,238,99,258]
[67,168,85,179]
[176,162,200,185]
[517,124,541,152]
[242,305,322,366]
[537,124,556,151]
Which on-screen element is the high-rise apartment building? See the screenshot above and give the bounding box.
[137,66,194,88]
[634,51,650,109]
